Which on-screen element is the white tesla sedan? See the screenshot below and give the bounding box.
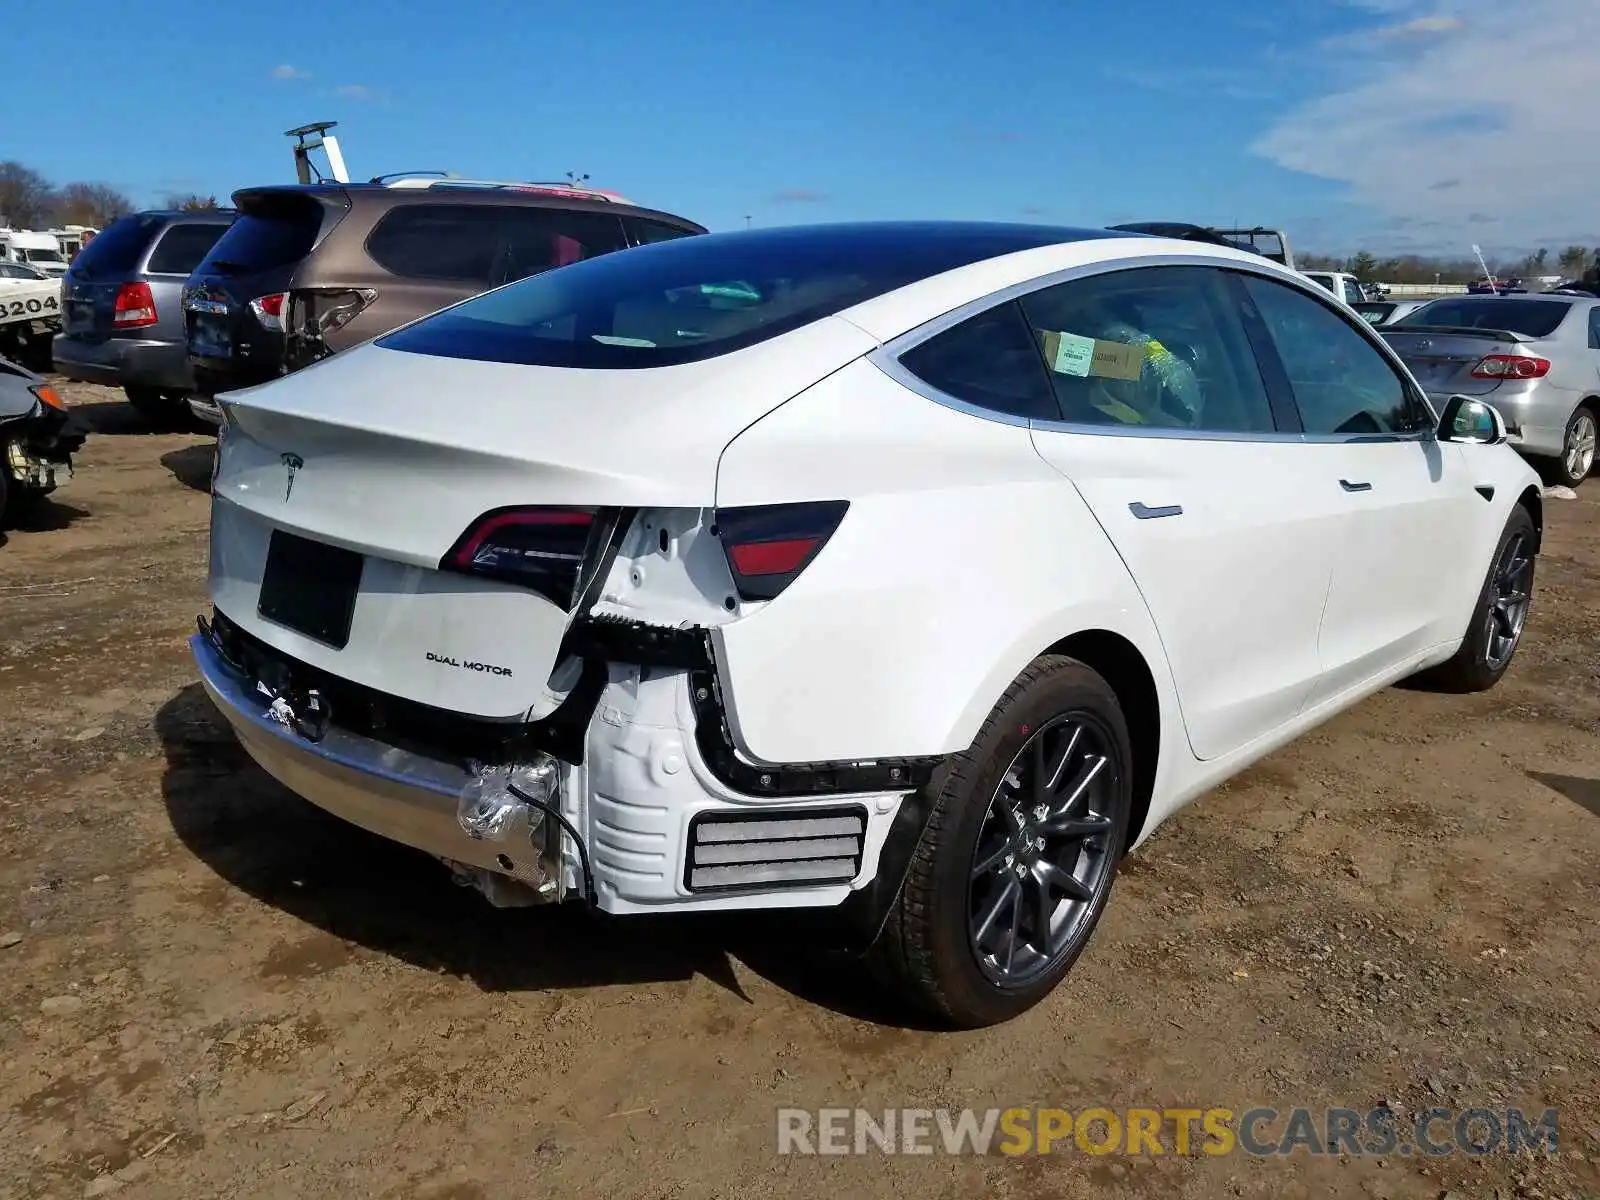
[193,221,1542,1027]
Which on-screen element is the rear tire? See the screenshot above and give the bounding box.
[868,655,1132,1028]
[123,386,191,428]
[1544,404,1596,489]
[1412,505,1536,693]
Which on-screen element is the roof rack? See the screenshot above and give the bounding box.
[371,171,633,204]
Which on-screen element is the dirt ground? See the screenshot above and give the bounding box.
[1,379,1597,1200]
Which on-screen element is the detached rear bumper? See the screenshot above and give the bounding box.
[190,624,909,916]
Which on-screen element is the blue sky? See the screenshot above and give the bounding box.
[8,0,1596,256]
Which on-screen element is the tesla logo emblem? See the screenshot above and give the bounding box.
[280,453,304,501]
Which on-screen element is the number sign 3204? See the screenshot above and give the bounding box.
[5,295,58,317]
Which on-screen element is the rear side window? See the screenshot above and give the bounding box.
[367,205,502,283]
[1242,275,1425,436]
[366,204,629,285]
[625,217,698,246]
[499,209,628,282]
[1589,306,1600,349]
[145,222,230,274]
[198,196,324,274]
[1015,265,1278,433]
[898,301,1058,420]
[65,213,166,276]
[1396,298,1571,339]
[1342,279,1363,305]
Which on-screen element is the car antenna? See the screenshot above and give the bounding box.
[285,121,350,185]
[1470,242,1499,295]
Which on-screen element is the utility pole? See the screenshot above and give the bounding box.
[744,215,752,229]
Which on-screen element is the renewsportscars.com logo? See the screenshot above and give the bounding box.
[776,1106,1560,1158]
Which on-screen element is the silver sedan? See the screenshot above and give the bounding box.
[1380,293,1600,487]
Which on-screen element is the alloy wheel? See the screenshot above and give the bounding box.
[1484,530,1533,671]
[967,714,1119,987]
[1566,411,1596,482]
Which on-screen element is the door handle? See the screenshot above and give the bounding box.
[1339,479,1373,493]
[1129,502,1183,519]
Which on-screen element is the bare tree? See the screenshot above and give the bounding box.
[162,193,224,211]
[0,161,57,228]
[54,182,134,227]
[1557,246,1589,277]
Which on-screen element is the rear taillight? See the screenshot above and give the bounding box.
[716,501,849,602]
[442,507,605,610]
[249,292,288,331]
[112,282,157,328]
[1470,354,1550,380]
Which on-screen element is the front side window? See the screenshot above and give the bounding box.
[1242,275,1426,436]
[897,301,1057,420]
[1016,265,1278,433]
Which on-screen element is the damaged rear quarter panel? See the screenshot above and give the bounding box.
[710,356,1180,765]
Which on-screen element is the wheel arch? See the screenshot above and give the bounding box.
[1043,629,1161,851]
[1515,482,1544,553]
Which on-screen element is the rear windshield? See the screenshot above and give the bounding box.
[197,196,324,275]
[378,222,1104,369]
[1353,302,1392,324]
[1395,298,1571,339]
[146,221,230,274]
[65,213,166,276]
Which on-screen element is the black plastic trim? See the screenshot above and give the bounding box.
[564,613,944,798]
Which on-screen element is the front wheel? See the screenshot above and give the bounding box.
[869,655,1132,1028]
[1413,505,1536,693]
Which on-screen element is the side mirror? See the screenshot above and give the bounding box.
[1437,395,1507,445]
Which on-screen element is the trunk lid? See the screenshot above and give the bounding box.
[1378,326,1538,397]
[208,316,877,718]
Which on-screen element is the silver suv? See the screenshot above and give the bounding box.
[52,210,235,425]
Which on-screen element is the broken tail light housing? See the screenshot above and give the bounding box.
[1470,354,1550,380]
[442,507,609,611]
[716,500,849,602]
[111,282,157,328]
[285,288,379,369]
[249,292,288,331]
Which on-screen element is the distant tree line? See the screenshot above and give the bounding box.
[0,160,224,229]
[1299,246,1600,284]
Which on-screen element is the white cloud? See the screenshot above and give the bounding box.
[1255,0,1600,250]
[335,84,372,100]
[272,64,310,80]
